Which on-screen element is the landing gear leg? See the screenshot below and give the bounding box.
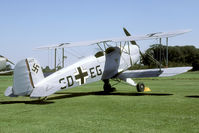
[103,79,116,92]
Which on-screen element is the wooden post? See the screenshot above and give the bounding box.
[62,48,64,68]
[166,37,168,67]
[54,48,57,71]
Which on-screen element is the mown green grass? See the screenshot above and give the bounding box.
[0,72,199,133]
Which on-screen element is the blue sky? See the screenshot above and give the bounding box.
[0,0,198,68]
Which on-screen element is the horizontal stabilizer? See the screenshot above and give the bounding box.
[4,86,17,97]
[118,67,192,79]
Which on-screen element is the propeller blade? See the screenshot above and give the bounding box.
[123,27,137,45]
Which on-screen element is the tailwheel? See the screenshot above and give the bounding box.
[136,82,145,92]
[103,79,116,93]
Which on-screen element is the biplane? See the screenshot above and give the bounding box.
[5,29,192,98]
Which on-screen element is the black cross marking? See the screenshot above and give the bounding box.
[75,67,88,85]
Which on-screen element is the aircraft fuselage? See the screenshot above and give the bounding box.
[30,45,140,97]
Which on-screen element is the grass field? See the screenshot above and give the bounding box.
[0,71,199,133]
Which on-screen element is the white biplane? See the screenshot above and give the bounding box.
[0,55,14,75]
[5,29,192,98]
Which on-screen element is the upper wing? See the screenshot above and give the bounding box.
[117,67,192,79]
[36,29,191,50]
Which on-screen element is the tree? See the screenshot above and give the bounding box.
[42,66,55,73]
[142,44,199,70]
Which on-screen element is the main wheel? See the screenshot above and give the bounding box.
[136,82,145,92]
[103,84,116,92]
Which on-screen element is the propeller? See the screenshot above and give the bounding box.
[123,27,162,68]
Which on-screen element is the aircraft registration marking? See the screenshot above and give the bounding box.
[58,65,103,89]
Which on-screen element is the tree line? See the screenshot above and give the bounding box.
[142,44,199,71]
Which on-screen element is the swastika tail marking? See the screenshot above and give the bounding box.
[32,63,40,73]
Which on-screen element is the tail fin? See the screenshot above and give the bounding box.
[5,58,44,97]
[25,58,44,87]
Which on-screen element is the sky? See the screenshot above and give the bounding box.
[0,0,198,68]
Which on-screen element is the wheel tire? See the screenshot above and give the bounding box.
[103,83,111,92]
[103,84,116,92]
[110,87,116,92]
[136,82,145,92]
[103,79,116,93]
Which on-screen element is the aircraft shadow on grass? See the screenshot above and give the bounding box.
[0,91,173,105]
[185,95,199,98]
[48,91,173,100]
[0,100,54,105]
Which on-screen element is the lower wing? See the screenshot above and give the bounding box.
[0,70,13,75]
[117,67,192,79]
